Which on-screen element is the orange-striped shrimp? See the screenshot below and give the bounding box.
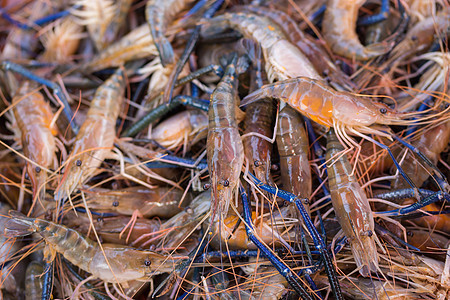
[4,211,180,284]
[151,110,208,151]
[11,81,57,200]
[207,56,244,222]
[242,77,412,139]
[145,0,195,67]
[203,12,321,82]
[322,0,391,60]
[85,186,187,218]
[55,68,125,201]
[326,129,379,276]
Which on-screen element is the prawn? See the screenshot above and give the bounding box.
[207,55,245,221]
[85,186,188,218]
[25,261,44,300]
[4,211,180,284]
[326,128,379,276]
[203,12,321,82]
[11,81,58,201]
[55,68,125,201]
[151,110,208,152]
[322,0,391,60]
[145,0,195,67]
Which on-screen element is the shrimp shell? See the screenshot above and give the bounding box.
[322,0,391,60]
[326,129,379,276]
[56,69,125,201]
[242,77,402,129]
[5,211,178,283]
[12,82,57,200]
[203,12,320,82]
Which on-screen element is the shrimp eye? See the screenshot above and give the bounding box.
[203,183,211,190]
[254,160,261,167]
[366,230,373,237]
[76,160,82,167]
[302,198,309,205]
[144,259,151,266]
[35,166,41,173]
[407,231,414,237]
[379,108,387,114]
[223,179,230,187]
[112,201,119,207]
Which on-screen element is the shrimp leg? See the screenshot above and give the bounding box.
[245,173,343,300]
[164,0,224,104]
[1,61,78,134]
[239,185,314,300]
[122,95,209,137]
[41,261,53,300]
[358,0,390,26]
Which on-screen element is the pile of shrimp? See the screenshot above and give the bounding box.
[0,0,449,299]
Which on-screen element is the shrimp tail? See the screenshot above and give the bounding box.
[4,211,36,238]
[352,237,379,277]
[240,87,271,107]
[155,37,175,67]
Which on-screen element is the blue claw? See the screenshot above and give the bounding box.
[358,0,390,26]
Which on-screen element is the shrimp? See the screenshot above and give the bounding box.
[151,110,208,151]
[145,0,195,66]
[85,186,188,218]
[322,0,391,60]
[4,211,180,284]
[85,24,158,72]
[39,17,84,63]
[239,5,355,90]
[203,12,321,82]
[63,212,161,247]
[25,261,44,300]
[276,105,312,200]
[326,128,379,276]
[55,68,125,201]
[207,56,245,221]
[242,77,409,137]
[11,81,57,200]
[71,0,132,50]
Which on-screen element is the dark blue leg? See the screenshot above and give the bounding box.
[41,261,54,300]
[378,191,450,216]
[374,188,435,201]
[392,134,449,192]
[165,0,224,105]
[358,0,390,26]
[405,96,433,137]
[246,173,343,300]
[1,61,79,134]
[309,4,326,24]
[367,136,422,198]
[145,155,208,170]
[121,94,209,137]
[239,185,314,300]
[301,229,324,300]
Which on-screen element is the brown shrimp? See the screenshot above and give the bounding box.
[326,128,379,276]
[239,5,355,91]
[4,211,180,283]
[277,105,312,201]
[203,12,321,82]
[71,0,132,50]
[322,0,391,60]
[145,0,195,67]
[55,68,125,201]
[85,186,187,218]
[207,56,244,221]
[151,110,208,151]
[241,266,287,300]
[63,211,161,247]
[11,82,57,200]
